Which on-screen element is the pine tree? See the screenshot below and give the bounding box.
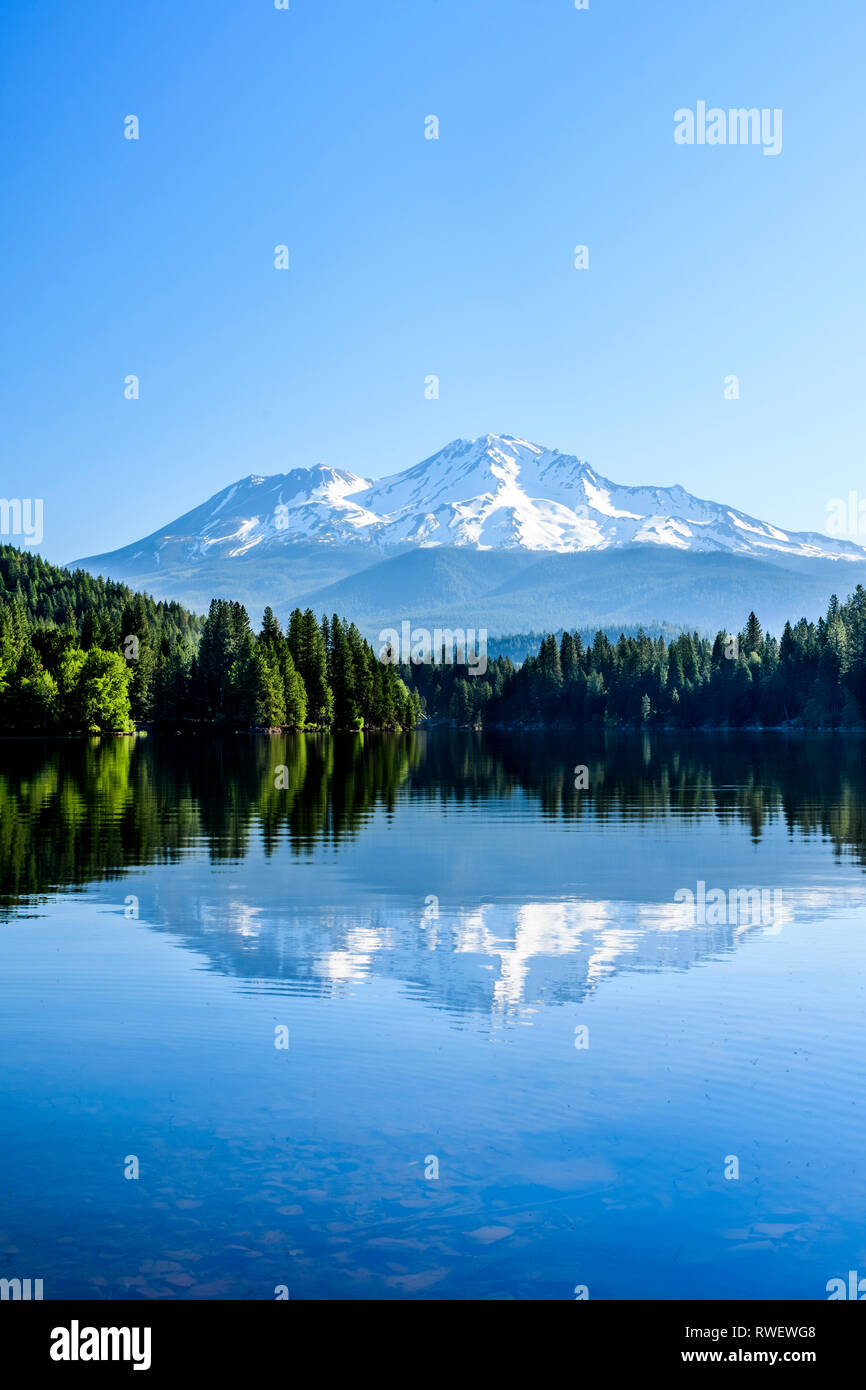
[329,615,362,729]
[282,648,308,727]
[253,648,286,727]
[560,631,579,682]
[743,611,763,656]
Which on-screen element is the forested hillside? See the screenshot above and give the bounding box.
[0,547,419,734]
[3,544,865,733]
[465,593,866,730]
[0,545,203,733]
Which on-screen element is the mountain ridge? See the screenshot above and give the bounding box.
[71,433,866,637]
[74,433,866,571]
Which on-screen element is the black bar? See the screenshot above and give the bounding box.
[1,1299,858,1376]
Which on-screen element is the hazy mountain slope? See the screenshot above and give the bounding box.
[299,547,866,642]
[72,542,378,617]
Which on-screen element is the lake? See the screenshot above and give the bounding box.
[1,731,865,1300]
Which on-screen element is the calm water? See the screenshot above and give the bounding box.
[1,731,865,1301]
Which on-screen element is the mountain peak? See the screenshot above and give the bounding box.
[454,432,546,455]
[74,433,866,571]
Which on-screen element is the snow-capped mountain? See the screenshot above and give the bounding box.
[72,433,866,640]
[85,434,864,567]
[349,434,861,558]
[136,462,377,561]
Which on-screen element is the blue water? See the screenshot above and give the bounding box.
[0,732,864,1299]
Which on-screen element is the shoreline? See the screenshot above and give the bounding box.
[2,722,864,742]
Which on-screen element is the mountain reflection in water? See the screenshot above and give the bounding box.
[2,730,866,1300]
[2,731,865,1019]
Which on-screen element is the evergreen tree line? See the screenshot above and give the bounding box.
[0,547,421,733]
[0,545,202,734]
[5,543,866,733]
[190,601,421,731]
[486,622,689,665]
[445,591,866,729]
[399,648,516,727]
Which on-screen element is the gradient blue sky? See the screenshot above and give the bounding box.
[2,0,864,564]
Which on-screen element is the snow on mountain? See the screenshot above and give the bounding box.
[82,434,866,568]
[124,464,376,563]
[351,433,864,559]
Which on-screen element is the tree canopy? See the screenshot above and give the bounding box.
[0,547,420,734]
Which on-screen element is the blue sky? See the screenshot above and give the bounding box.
[2,0,864,564]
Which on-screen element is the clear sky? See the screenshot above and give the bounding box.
[2,0,864,564]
